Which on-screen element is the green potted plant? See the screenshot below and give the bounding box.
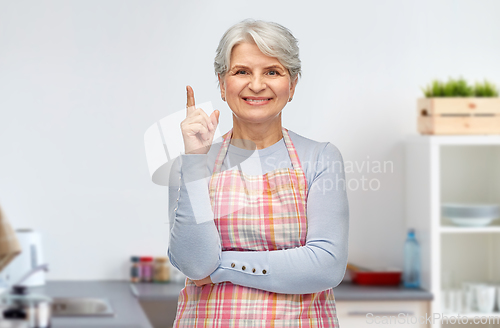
[418,77,500,135]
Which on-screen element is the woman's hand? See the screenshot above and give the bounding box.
[181,86,220,155]
[192,275,213,287]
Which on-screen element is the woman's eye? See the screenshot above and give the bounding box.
[268,70,279,76]
[236,70,247,75]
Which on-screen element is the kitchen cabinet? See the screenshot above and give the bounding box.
[336,300,430,327]
[334,283,432,328]
[406,135,500,328]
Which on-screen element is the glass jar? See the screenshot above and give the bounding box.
[153,257,170,283]
[130,256,141,283]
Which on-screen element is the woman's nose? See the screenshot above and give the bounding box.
[248,76,266,93]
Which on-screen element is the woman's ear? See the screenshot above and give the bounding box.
[289,76,298,99]
[218,74,226,100]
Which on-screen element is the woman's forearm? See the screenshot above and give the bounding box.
[209,242,347,295]
[209,202,349,294]
[167,155,221,280]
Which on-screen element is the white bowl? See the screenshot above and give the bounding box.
[442,203,500,227]
[448,217,496,227]
[442,203,500,218]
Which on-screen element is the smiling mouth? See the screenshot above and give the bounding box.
[243,98,273,102]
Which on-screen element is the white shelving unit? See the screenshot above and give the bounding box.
[406,135,500,328]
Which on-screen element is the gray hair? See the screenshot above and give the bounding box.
[214,19,301,85]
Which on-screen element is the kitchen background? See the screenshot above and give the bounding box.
[1,0,500,281]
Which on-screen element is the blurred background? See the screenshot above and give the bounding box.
[1,0,500,326]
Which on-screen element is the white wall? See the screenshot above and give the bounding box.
[1,0,499,279]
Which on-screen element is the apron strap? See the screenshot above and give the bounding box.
[213,129,233,174]
[281,127,303,172]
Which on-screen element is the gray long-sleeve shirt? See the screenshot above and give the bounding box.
[167,129,349,294]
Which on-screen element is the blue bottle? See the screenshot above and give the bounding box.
[403,229,420,288]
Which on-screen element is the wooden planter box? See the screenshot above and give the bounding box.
[418,98,500,135]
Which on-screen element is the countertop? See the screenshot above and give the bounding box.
[1,281,152,328]
[0,280,433,328]
[131,280,434,301]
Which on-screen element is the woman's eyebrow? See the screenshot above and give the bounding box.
[230,65,250,70]
[230,65,285,71]
[265,65,285,70]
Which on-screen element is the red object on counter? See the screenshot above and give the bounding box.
[350,270,402,286]
[140,257,154,283]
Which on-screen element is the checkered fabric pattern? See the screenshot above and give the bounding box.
[173,128,339,327]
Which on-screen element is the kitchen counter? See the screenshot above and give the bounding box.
[131,280,434,301]
[1,281,153,328]
[1,280,433,328]
[333,281,433,301]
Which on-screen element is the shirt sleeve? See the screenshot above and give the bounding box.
[167,154,222,280]
[209,143,349,294]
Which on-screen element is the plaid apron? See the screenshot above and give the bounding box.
[173,127,339,328]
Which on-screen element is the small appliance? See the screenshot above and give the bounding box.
[0,229,45,287]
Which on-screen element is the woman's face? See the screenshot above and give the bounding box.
[219,42,297,125]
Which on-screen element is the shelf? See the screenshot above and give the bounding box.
[406,136,500,327]
[440,226,500,234]
[406,134,500,146]
[443,312,500,319]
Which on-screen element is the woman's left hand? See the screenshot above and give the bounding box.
[193,276,213,287]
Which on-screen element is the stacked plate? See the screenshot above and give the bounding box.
[442,203,500,227]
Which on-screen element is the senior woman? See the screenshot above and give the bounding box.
[167,19,349,327]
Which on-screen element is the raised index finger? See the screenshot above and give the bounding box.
[186,85,196,110]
